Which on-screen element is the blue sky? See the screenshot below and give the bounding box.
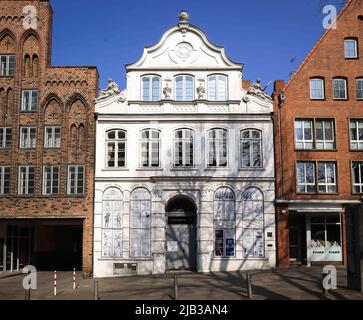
[50,0,346,93]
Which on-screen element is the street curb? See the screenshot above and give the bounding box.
[0,272,23,279]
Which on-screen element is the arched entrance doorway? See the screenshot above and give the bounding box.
[165,196,197,271]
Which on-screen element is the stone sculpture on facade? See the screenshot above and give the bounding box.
[197,83,205,99]
[96,78,124,102]
[163,83,172,99]
[247,78,272,101]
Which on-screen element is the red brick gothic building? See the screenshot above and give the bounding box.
[0,0,98,273]
[274,0,363,267]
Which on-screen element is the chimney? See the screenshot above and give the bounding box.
[242,80,251,90]
[274,80,285,94]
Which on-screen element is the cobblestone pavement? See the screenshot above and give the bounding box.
[0,266,362,300]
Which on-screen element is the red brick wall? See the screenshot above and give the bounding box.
[0,0,99,272]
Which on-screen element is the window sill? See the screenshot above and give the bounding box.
[333,98,348,101]
[239,167,264,171]
[295,148,337,152]
[20,111,37,113]
[102,168,129,172]
[170,168,198,171]
[295,192,339,196]
[136,168,164,171]
[43,147,61,150]
[205,167,230,171]
[19,148,36,151]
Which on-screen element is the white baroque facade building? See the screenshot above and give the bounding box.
[93,11,276,277]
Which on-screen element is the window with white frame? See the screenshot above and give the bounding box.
[130,188,151,258]
[102,187,123,257]
[344,39,358,58]
[295,120,313,149]
[0,166,10,195]
[67,165,85,195]
[208,128,228,167]
[142,75,161,101]
[214,187,235,257]
[242,187,264,220]
[241,129,262,168]
[357,78,363,99]
[310,78,325,99]
[21,90,38,111]
[297,161,316,193]
[352,162,363,194]
[20,127,36,149]
[140,129,160,168]
[106,130,126,168]
[175,75,194,101]
[318,162,337,193]
[208,74,227,101]
[0,127,12,148]
[0,55,15,77]
[315,119,335,149]
[18,166,35,195]
[44,126,61,148]
[42,165,59,195]
[349,119,363,150]
[174,129,194,167]
[333,78,347,99]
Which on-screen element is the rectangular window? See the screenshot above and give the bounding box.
[333,79,347,99]
[297,162,316,193]
[18,166,35,195]
[0,55,15,77]
[208,129,228,167]
[310,78,324,99]
[295,119,335,150]
[297,161,337,194]
[44,126,61,148]
[21,90,38,111]
[174,129,194,167]
[350,119,363,150]
[295,120,313,149]
[0,166,10,195]
[318,162,337,193]
[20,127,36,149]
[352,162,363,194]
[344,39,358,58]
[315,119,335,149]
[43,165,60,195]
[0,127,12,148]
[215,229,235,257]
[357,79,363,99]
[67,165,85,195]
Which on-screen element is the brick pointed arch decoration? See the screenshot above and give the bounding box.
[0,29,16,53]
[42,94,63,125]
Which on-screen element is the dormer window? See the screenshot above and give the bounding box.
[175,75,194,101]
[208,75,227,101]
[142,75,161,101]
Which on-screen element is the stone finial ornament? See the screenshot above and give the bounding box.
[246,78,272,101]
[178,10,189,23]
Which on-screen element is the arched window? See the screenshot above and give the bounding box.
[130,188,151,257]
[208,74,227,101]
[208,128,228,167]
[175,75,194,101]
[241,129,262,168]
[102,187,123,257]
[214,187,235,257]
[242,187,265,258]
[106,129,126,168]
[142,75,161,101]
[174,129,194,167]
[140,129,160,167]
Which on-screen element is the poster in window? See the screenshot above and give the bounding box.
[215,230,224,256]
[225,238,235,257]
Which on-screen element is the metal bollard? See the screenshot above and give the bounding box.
[246,272,253,299]
[54,271,57,297]
[94,279,99,300]
[73,268,76,290]
[174,275,178,300]
[24,289,31,301]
